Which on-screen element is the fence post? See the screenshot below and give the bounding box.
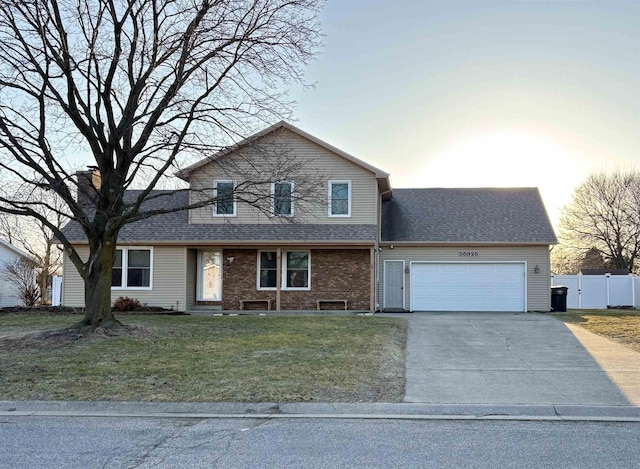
[577,272,582,308]
[605,272,611,308]
[51,276,62,306]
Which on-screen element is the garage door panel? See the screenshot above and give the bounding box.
[411,263,525,312]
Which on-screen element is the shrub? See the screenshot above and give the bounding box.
[113,296,141,312]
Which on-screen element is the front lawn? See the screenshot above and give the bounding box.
[0,314,406,402]
[552,309,640,353]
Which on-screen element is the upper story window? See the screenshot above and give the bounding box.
[272,181,294,217]
[328,180,351,217]
[112,248,153,289]
[213,180,236,216]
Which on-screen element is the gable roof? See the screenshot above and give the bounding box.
[0,238,30,259]
[60,191,377,244]
[175,121,392,194]
[382,188,557,244]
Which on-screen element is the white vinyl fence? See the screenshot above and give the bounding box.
[51,275,62,306]
[551,273,640,309]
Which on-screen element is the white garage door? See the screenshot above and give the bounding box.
[411,263,526,312]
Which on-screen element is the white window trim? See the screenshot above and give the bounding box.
[213,179,237,217]
[271,181,295,217]
[328,180,352,217]
[256,250,277,291]
[197,250,222,301]
[256,250,312,291]
[111,247,154,291]
[282,250,311,291]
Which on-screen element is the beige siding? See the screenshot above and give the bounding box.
[62,250,84,307]
[378,245,551,312]
[188,128,378,225]
[62,245,188,310]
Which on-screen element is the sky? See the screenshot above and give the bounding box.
[290,0,640,227]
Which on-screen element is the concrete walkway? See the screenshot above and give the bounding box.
[565,323,640,405]
[393,312,640,406]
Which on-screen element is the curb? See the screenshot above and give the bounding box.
[2,401,640,423]
[2,411,640,423]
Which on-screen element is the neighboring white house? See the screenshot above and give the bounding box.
[0,238,31,307]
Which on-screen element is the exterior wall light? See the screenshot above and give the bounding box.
[534,265,540,274]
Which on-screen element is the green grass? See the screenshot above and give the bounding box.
[0,314,407,402]
[552,309,640,353]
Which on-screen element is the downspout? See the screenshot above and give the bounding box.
[276,248,281,311]
[375,190,389,312]
[370,247,375,312]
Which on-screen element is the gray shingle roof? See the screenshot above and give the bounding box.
[60,191,377,243]
[61,187,557,245]
[382,188,557,243]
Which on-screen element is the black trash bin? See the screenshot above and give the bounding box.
[550,286,569,312]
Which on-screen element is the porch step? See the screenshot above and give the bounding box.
[186,309,373,317]
[189,304,223,312]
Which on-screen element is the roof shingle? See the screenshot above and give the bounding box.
[381,188,557,243]
[61,187,557,245]
[60,191,377,243]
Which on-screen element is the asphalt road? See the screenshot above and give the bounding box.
[2,416,639,469]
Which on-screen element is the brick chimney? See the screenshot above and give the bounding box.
[76,166,101,207]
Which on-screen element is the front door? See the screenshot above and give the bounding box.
[197,250,222,301]
[384,261,404,310]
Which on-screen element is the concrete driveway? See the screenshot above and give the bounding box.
[390,312,640,406]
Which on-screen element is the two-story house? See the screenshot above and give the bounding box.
[61,121,557,312]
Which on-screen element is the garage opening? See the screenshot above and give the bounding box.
[410,262,526,312]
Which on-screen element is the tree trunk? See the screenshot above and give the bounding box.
[38,273,47,304]
[38,243,52,305]
[79,237,120,328]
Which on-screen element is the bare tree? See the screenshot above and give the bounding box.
[0,188,66,304]
[559,171,640,273]
[550,244,579,275]
[0,0,324,328]
[2,257,41,306]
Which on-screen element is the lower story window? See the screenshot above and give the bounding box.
[112,248,152,289]
[258,251,277,289]
[257,250,310,290]
[285,251,309,289]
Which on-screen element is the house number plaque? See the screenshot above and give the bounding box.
[458,251,479,257]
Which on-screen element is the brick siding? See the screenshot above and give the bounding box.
[222,248,371,310]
